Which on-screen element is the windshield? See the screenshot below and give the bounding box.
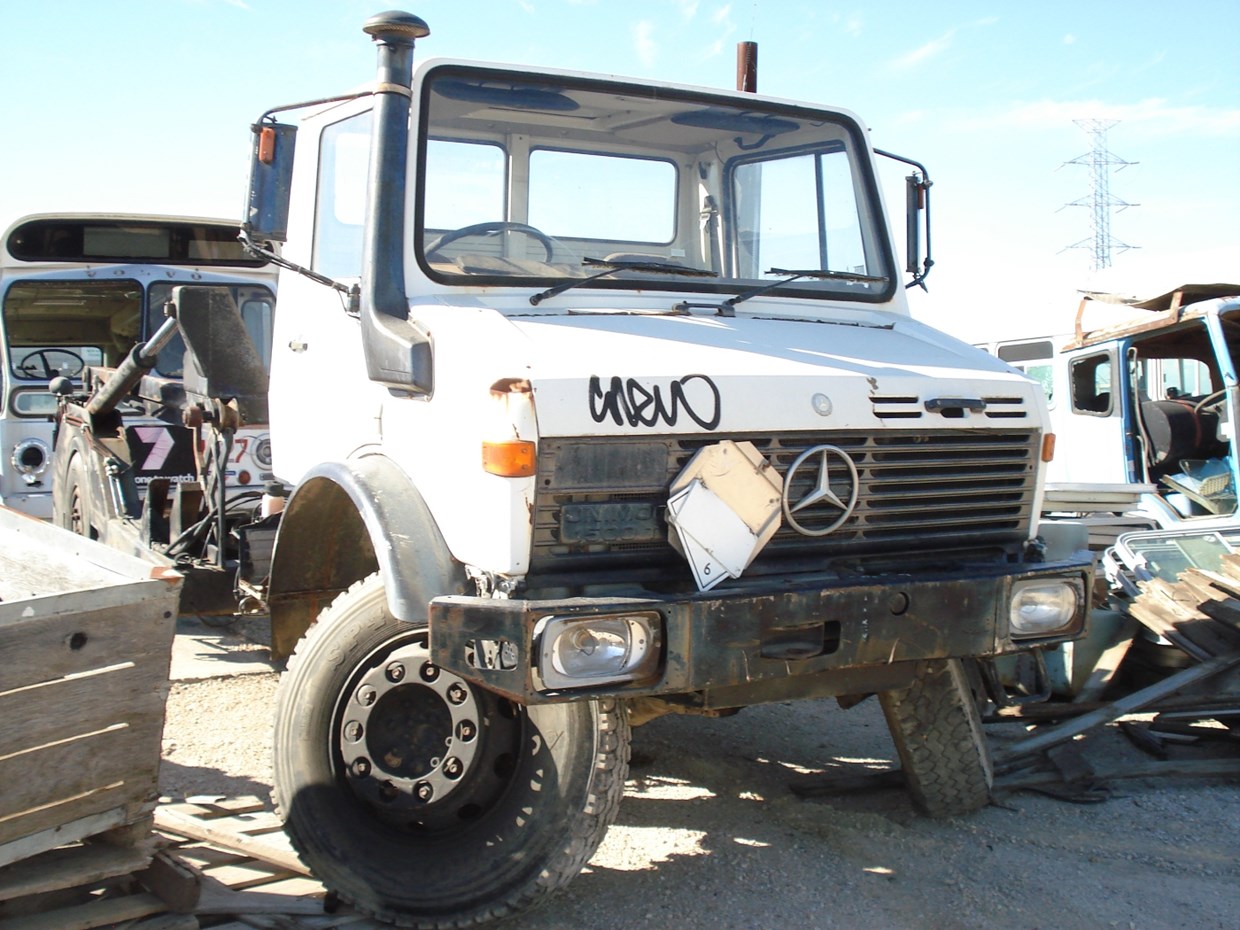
[2,279,275,394]
[414,66,894,305]
[145,283,275,377]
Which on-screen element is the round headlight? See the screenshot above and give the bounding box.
[253,435,273,469]
[11,438,50,484]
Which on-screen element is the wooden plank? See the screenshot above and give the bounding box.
[0,666,168,763]
[153,809,309,877]
[997,756,1240,790]
[1072,617,1140,703]
[0,891,166,930]
[195,861,298,892]
[0,507,162,576]
[0,724,159,848]
[180,798,268,818]
[0,598,174,694]
[121,916,198,930]
[0,809,129,872]
[993,650,1240,769]
[0,843,151,903]
[136,851,202,914]
[194,876,323,917]
[0,794,149,868]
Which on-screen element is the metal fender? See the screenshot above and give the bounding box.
[267,455,465,660]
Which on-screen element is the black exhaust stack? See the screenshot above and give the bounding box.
[360,11,434,395]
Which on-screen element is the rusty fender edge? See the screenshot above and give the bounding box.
[429,559,1091,705]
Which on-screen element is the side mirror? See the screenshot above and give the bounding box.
[876,149,934,290]
[243,121,297,243]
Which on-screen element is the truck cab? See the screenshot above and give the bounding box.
[987,285,1240,534]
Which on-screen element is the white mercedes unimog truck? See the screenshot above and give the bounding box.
[57,11,1093,927]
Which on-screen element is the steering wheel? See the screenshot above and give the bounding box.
[425,221,556,263]
[1194,389,1228,414]
[16,348,85,380]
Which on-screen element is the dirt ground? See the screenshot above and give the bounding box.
[160,631,1240,930]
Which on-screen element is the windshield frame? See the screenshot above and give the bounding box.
[413,63,897,307]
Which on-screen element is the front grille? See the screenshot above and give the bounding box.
[531,430,1038,578]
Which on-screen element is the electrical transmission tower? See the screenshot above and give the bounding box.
[1059,118,1138,270]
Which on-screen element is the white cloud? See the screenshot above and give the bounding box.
[673,0,700,19]
[889,17,997,72]
[711,3,732,25]
[1063,33,1077,45]
[633,20,657,68]
[890,28,957,72]
[981,98,1240,137]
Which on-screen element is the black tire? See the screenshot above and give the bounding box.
[56,454,97,540]
[878,658,993,817]
[273,573,630,928]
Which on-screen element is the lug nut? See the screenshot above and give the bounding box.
[447,683,467,705]
[386,661,406,683]
[351,757,371,778]
[420,663,440,682]
[443,757,463,779]
[415,781,433,801]
[356,685,377,707]
[343,720,364,742]
[456,720,477,741]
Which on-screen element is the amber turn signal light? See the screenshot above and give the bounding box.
[1041,433,1056,463]
[258,126,278,165]
[482,440,536,477]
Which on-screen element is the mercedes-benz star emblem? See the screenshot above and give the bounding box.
[782,444,859,537]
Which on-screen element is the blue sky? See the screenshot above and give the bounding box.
[1,0,1236,338]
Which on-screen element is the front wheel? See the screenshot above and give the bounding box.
[273,573,629,927]
[879,657,993,817]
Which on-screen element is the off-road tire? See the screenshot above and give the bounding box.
[273,573,630,928]
[879,657,993,817]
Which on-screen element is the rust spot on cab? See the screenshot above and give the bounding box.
[490,378,533,398]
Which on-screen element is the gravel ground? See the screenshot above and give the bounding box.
[160,635,1240,930]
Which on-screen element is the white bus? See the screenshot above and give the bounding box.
[1,213,277,519]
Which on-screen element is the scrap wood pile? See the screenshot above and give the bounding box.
[794,558,1240,806]
[986,553,1240,798]
[0,797,369,930]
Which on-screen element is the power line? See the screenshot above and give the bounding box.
[1058,118,1139,270]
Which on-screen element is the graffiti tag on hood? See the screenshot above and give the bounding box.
[589,374,721,429]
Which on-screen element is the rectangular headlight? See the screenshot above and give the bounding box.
[1010,579,1082,638]
[536,612,661,691]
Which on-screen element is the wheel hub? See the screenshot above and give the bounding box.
[338,640,481,813]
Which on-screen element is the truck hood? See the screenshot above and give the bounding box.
[493,308,1041,436]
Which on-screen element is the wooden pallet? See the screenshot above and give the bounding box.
[0,797,377,929]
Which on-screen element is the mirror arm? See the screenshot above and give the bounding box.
[875,148,934,291]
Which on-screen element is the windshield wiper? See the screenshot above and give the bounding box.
[529,257,718,306]
[723,267,889,308]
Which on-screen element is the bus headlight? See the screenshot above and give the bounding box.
[1010,579,1082,638]
[537,612,661,690]
[11,438,50,485]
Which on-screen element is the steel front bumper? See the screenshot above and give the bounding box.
[428,559,1092,705]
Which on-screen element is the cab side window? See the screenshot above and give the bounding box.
[1070,353,1113,416]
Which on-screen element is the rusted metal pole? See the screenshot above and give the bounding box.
[736,41,757,93]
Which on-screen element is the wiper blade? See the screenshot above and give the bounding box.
[724,267,889,308]
[529,257,718,306]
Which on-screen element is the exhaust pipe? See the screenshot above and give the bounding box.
[736,41,757,93]
[359,11,434,395]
